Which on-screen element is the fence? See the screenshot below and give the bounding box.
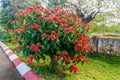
[89,36,120,56]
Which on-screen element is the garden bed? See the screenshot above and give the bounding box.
[5,42,120,80]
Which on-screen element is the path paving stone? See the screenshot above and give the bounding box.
[0,48,23,80]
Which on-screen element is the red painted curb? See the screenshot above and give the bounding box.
[0,42,43,80]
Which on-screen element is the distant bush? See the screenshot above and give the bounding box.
[89,24,120,33]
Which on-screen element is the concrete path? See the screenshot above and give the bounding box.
[0,48,23,80]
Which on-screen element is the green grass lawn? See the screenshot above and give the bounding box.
[30,52,120,80]
[75,53,120,80]
[5,42,120,80]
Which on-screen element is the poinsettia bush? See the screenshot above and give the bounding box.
[7,5,92,74]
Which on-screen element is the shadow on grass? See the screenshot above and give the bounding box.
[88,52,120,66]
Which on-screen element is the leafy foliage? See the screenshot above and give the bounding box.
[7,5,92,74]
[0,0,39,29]
[0,26,6,41]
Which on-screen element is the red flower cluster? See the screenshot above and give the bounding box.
[33,24,41,29]
[86,47,93,53]
[14,46,22,51]
[47,31,58,40]
[7,24,28,34]
[65,26,77,33]
[84,58,89,63]
[79,54,89,63]
[36,43,42,48]
[15,6,43,17]
[55,6,61,11]
[35,5,44,11]
[29,24,41,29]
[14,13,22,17]
[51,31,58,36]
[53,57,59,61]
[53,52,70,62]
[41,33,47,38]
[48,35,58,40]
[72,41,81,51]
[44,9,52,15]
[53,52,86,63]
[45,18,53,22]
[71,65,78,73]
[71,41,79,45]
[74,46,80,51]
[29,43,42,52]
[54,71,60,75]
[26,55,35,63]
[6,29,14,33]
[35,5,41,11]
[39,16,44,20]
[77,33,88,40]
[15,28,25,33]
[84,24,91,30]
[26,7,34,13]
[33,47,39,52]
[52,15,60,22]
[53,52,89,64]
[77,20,91,30]
[77,20,85,25]
[11,20,17,24]
[71,33,93,53]
[11,39,21,44]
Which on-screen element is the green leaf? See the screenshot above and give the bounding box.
[44,39,48,45]
[52,40,56,48]
[47,43,51,50]
[23,19,26,25]
[60,59,65,65]
[56,51,61,55]
[68,36,71,41]
[23,49,28,57]
[32,31,36,38]
[17,34,21,39]
[81,61,85,65]
[40,54,45,60]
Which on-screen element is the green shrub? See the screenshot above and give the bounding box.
[7,5,92,75]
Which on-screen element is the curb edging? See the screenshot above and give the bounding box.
[0,42,43,80]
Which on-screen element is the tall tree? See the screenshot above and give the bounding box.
[42,0,119,23]
[66,0,118,23]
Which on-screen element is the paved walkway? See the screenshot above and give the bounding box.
[0,48,23,80]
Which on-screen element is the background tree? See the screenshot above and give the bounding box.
[40,0,119,24]
[0,0,39,29]
[66,0,119,23]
